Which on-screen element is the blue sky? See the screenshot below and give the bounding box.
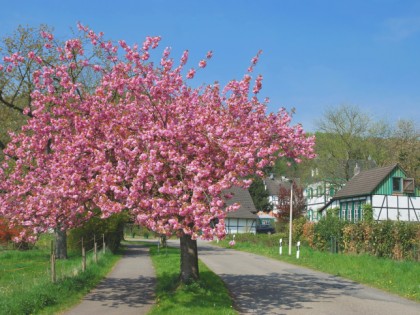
[1,0,420,132]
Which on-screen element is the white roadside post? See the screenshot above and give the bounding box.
[279,238,283,255]
[296,241,301,259]
[288,180,293,255]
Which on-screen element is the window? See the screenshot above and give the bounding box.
[354,201,360,222]
[393,177,402,193]
[347,203,352,221]
[403,178,415,193]
[307,209,313,221]
[340,203,346,219]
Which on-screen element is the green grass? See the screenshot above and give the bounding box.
[141,242,237,315]
[214,234,420,302]
[0,235,122,315]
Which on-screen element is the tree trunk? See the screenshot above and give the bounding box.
[54,228,68,259]
[179,233,199,283]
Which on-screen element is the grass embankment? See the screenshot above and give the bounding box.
[215,234,420,302]
[0,236,121,315]
[140,242,237,315]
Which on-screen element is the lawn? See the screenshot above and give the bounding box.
[0,235,121,315]
[139,242,237,315]
[214,234,420,302]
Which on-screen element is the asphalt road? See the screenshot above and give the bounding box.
[191,240,420,315]
[65,244,155,315]
[65,239,419,315]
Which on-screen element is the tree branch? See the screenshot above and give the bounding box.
[0,90,33,117]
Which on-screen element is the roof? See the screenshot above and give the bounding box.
[224,186,258,219]
[264,177,292,195]
[333,163,399,199]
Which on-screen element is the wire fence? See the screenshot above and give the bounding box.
[0,234,108,283]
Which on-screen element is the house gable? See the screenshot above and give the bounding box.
[224,186,258,219]
[332,164,398,199]
[373,166,417,196]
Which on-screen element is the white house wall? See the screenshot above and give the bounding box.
[323,195,420,222]
[306,196,328,210]
[372,195,420,222]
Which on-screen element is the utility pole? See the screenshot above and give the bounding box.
[288,179,293,255]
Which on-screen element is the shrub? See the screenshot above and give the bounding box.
[391,221,419,260]
[0,217,29,249]
[0,217,18,244]
[302,221,315,247]
[362,204,373,223]
[372,220,394,258]
[292,216,307,242]
[313,211,345,251]
[342,222,372,254]
[68,211,129,253]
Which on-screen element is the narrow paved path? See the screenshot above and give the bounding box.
[65,244,155,315]
[190,241,420,315]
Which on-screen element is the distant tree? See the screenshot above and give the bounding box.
[276,182,305,223]
[249,177,272,212]
[365,120,393,167]
[391,119,420,183]
[315,104,371,181]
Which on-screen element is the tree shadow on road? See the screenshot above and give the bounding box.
[81,244,155,310]
[219,271,360,314]
[83,275,155,309]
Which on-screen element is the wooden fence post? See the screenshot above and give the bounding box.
[94,242,98,263]
[82,246,86,272]
[50,240,56,283]
[102,233,106,254]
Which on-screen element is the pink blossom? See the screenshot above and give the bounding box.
[40,31,54,41]
[186,68,196,79]
[0,24,315,244]
[253,75,263,94]
[198,60,207,68]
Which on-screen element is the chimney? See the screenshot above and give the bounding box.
[354,163,360,177]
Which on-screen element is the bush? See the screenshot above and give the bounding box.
[336,219,419,260]
[0,217,31,250]
[302,221,315,247]
[292,216,307,242]
[342,222,371,254]
[313,210,345,251]
[68,211,129,253]
[296,206,420,261]
[362,204,373,223]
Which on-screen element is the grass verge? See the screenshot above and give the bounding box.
[138,242,237,315]
[0,237,122,315]
[214,234,420,302]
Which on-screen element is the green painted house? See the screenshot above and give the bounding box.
[320,164,420,222]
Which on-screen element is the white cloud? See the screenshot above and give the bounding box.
[380,16,420,41]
